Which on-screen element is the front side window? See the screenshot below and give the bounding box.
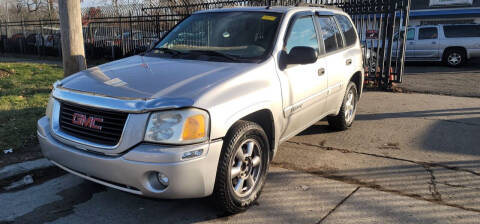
[317,16,344,53]
[153,12,281,62]
[335,15,357,46]
[285,15,319,54]
[407,28,415,40]
[418,27,438,40]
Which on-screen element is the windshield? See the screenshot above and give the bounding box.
[150,12,282,62]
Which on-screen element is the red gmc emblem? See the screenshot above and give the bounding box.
[72,113,103,130]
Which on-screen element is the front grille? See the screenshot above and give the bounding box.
[59,102,128,146]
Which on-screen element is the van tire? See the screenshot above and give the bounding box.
[212,120,270,214]
[327,82,358,131]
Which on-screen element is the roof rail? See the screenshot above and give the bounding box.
[295,2,340,10]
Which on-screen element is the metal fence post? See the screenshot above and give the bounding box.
[21,17,26,54]
[119,16,124,57]
[40,19,44,57]
[0,21,3,54]
[129,11,133,55]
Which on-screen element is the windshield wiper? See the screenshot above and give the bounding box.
[188,50,239,61]
[150,47,183,56]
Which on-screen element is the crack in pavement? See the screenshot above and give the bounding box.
[423,165,442,201]
[278,141,480,213]
[317,187,360,224]
[286,141,480,177]
[272,161,480,213]
[441,182,480,191]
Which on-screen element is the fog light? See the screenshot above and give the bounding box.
[157,173,169,187]
[182,149,204,160]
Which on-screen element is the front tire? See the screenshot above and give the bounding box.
[328,82,358,131]
[212,121,270,214]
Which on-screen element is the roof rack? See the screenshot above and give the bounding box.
[294,2,340,9]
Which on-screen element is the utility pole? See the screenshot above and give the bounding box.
[58,0,87,77]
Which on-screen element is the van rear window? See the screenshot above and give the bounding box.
[444,25,480,38]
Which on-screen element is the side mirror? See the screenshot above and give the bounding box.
[284,46,318,65]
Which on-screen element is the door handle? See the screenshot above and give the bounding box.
[346,59,352,66]
[318,68,325,76]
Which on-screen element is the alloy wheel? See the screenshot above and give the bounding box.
[230,139,262,198]
[344,89,356,124]
[448,53,462,66]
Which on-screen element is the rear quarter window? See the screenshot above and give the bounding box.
[317,16,344,53]
[334,15,357,46]
[444,25,480,38]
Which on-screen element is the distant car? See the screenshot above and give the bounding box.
[400,24,480,67]
[364,24,480,67]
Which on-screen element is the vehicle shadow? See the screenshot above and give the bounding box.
[405,58,480,74]
[8,169,359,223]
[356,107,480,156]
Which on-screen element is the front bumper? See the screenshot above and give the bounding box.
[37,116,223,199]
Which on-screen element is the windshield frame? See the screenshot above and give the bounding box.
[145,10,285,63]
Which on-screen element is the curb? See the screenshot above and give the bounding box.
[0,158,54,181]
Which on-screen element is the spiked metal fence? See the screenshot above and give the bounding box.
[0,0,410,87]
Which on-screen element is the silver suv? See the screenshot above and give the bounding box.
[37,6,363,213]
[397,24,480,66]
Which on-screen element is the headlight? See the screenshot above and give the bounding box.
[46,95,54,119]
[144,108,209,144]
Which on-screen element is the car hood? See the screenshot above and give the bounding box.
[60,55,256,102]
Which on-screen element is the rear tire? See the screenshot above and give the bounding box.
[212,120,270,214]
[443,48,466,67]
[327,82,358,131]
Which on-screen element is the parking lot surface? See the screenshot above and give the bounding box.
[1,91,479,223]
[399,59,480,97]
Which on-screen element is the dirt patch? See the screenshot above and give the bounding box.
[0,68,12,78]
[0,145,43,168]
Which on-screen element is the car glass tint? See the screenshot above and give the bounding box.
[444,25,480,38]
[335,15,357,46]
[407,28,415,40]
[317,16,342,53]
[418,27,438,40]
[285,16,319,54]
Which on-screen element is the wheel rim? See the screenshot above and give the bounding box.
[344,89,356,124]
[448,53,462,66]
[230,139,262,198]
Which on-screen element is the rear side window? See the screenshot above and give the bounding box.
[418,27,438,40]
[444,25,480,38]
[317,16,344,53]
[285,16,319,54]
[334,15,357,46]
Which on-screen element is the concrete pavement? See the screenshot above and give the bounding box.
[1,91,479,223]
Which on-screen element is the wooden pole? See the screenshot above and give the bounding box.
[58,0,87,77]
